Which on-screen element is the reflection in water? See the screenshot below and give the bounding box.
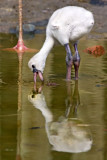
[16,53,23,160]
[65,81,80,118]
[0,34,106,159]
[28,81,92,153]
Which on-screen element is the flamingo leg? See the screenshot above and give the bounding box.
[65,43,73,80]
[73,42,80,80]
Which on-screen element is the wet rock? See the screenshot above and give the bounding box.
[10,26,45,38]
[96,84,104,87]
[23,24,35,32]
[35,28,46,34]
[16,24,36,33]
[9,27,16,34]
[32,19,48,27]
[23,33,35,40]
[90,0,106,5]
[84,45,105,57]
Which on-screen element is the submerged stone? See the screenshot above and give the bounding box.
[32,19,48,27]
[16,24,36,33]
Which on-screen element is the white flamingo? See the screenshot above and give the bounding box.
[28,6,94,82]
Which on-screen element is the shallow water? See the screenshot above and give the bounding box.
[0,32,107,160]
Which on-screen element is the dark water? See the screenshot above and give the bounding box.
[0,32,107,160]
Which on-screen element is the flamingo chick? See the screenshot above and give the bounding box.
[28,6,94,82]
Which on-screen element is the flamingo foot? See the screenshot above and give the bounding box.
[13,40,28,52]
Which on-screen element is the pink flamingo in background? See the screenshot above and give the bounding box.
[3,0,38,54]
[13,0,28,52]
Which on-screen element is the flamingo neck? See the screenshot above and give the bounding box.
[38,36,54,62]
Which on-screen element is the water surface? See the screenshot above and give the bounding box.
[0,32,107,160]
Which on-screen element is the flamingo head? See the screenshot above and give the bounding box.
[28,53,45,84]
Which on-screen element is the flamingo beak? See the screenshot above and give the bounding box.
[32,65,44,83]
[38,71,44,81]
[33,72,38,83]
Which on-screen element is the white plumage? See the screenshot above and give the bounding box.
[28,6,94,81]
[49,6,94,44]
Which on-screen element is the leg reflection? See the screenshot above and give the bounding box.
[65,81,80,118]
[28,82,92,153]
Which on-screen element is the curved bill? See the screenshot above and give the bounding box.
[32,65,44,83]
[33,71,44,83]
[34,72,38,83]
[38,71,44,81]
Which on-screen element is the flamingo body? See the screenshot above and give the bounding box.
[48,6,94,45]
[28,6,94,81]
